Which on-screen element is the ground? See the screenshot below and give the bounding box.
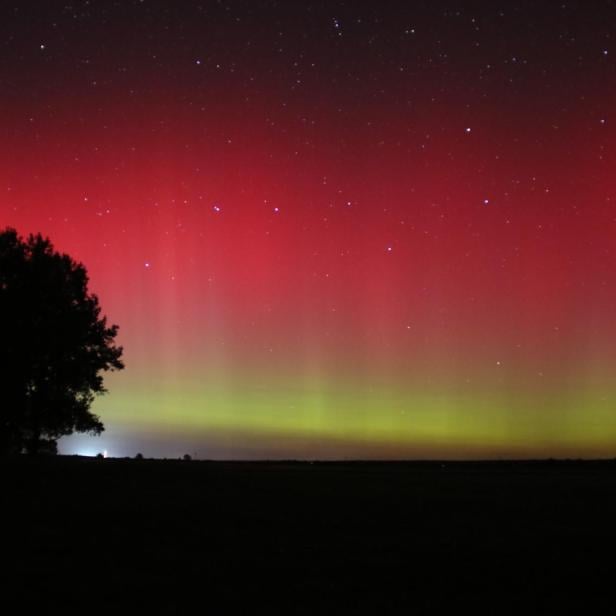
[5,456,616,613]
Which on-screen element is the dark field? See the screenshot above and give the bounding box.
[5,456,616,614]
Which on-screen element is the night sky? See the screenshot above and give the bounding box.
[3,1,616,459]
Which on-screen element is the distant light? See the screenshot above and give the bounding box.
[144,262,151,268]
[76,449,99,457]
[465,127,472,133]
[213,205,221,213]
[103,450,108,458]
[273,207,280,213]
[40,44,46,50]
[386,246,393,252]
[483,199,490,205]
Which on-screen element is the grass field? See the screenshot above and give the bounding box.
[5,456,616,613]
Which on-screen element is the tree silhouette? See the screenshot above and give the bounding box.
[0,228,124,454]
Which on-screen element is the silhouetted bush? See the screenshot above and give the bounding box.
[37,439,58,455]
[135,452,144,460]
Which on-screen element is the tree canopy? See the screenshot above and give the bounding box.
[0,228,124,454]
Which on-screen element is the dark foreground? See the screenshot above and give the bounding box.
[5,456,616,614]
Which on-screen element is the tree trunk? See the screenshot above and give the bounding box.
[26,428,41,455]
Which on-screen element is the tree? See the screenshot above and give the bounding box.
[0,228,124,454]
